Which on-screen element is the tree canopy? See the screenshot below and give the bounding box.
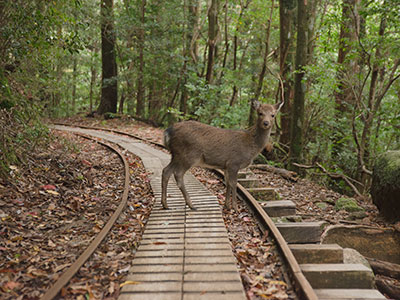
[1,0,399,194]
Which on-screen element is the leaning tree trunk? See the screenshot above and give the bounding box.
[98,0,118,115]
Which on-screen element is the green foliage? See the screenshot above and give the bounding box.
[373,150,400,188]
[1,0,399,190]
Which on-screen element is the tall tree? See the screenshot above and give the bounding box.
[289,0,308,169]
[331,0,360,161]
[136,0,146,117]
[335,0,360,113]
[279,0,296,145]
[98,0,118,115]
[205,0,219,84]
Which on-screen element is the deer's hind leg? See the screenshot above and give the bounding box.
[161,162,175,209]
[225,167,239,211]
[224,170,232,209]
[173,166,195,210]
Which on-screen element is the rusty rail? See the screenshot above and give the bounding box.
[214,169,318,300]
[41,133,130,300]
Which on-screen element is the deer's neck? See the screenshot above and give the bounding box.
[248,125,272,150]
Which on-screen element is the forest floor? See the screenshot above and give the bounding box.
[59,115,397,229]
[0,115,398,299]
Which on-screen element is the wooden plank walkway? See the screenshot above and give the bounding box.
[53,126,246,300]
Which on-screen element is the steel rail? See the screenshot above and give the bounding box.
[50,122,318,300]
[41,133,130,300]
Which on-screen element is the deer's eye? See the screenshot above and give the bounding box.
[258,112,263,116]
[271,114,275,118]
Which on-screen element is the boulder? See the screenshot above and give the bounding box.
[321,225,400,264]
[371,150,400,222]
[335,197,364,212]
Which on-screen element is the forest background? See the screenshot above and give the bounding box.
[1,0,399,196]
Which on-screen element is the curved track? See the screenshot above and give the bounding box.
[42,133,130,300]
[48,123,386,300]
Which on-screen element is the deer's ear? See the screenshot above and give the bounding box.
[252,100,261,110]
[274,101,284,112]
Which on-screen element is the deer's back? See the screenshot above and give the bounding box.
[165,121,259,169]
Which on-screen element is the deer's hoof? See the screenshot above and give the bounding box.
[189,206,197,211]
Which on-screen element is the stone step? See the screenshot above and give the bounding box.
[248,187,278,201]
[275,222,324,243]
[314,289,386,299]
[300,263,375,289]
[237,169,254,179]
[289,244,343,264]
[263,200,296,217]
[237,177,260,188]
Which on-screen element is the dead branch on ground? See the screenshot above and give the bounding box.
[292,162,363,197]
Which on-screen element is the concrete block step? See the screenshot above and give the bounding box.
[248,187,278,201]
[275,222,324,243]
[314,289,386,299]
[300,263,375,289]
[263,200,296,217]
[238,169,254,179]
[289,244,343,264]
[237,177,260,188]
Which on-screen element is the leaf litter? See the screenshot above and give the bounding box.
[0,130,154,299]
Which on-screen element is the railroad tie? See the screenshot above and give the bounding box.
[119,143,246,300]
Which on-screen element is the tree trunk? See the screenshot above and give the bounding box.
[98,0,118,115]
[332,0,360,158]
[205,0,219,84]
[71,56,77,114]
[136,0,146,117]
[289,0,308,170]
[279,0,296,145]
[254,0,274,103]
[189,0,201,66]
[180,0,197,115]
[89,47,98,114]
[230,0,251,107]
[335,0,360,112]
[248,0,274,127]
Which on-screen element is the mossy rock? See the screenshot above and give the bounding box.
[335,197,364,212]
[371,150,400,222]
[316,202,328,210]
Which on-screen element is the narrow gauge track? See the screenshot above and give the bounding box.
[50,122,315,300]
[42,133,130,300]
[49,122,386,300]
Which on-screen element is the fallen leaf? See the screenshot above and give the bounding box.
[47,190,59,195]
[119,281,140,288]
[153,241,167,245]
[3,281,21,291]
[42,184,56,190]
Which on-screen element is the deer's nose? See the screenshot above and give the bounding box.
[263,121,269,127]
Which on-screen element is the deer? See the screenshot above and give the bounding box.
[161,100,284,211]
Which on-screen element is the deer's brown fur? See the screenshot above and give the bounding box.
[161,101,283,211]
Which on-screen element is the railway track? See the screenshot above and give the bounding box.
[48,123,386,300]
